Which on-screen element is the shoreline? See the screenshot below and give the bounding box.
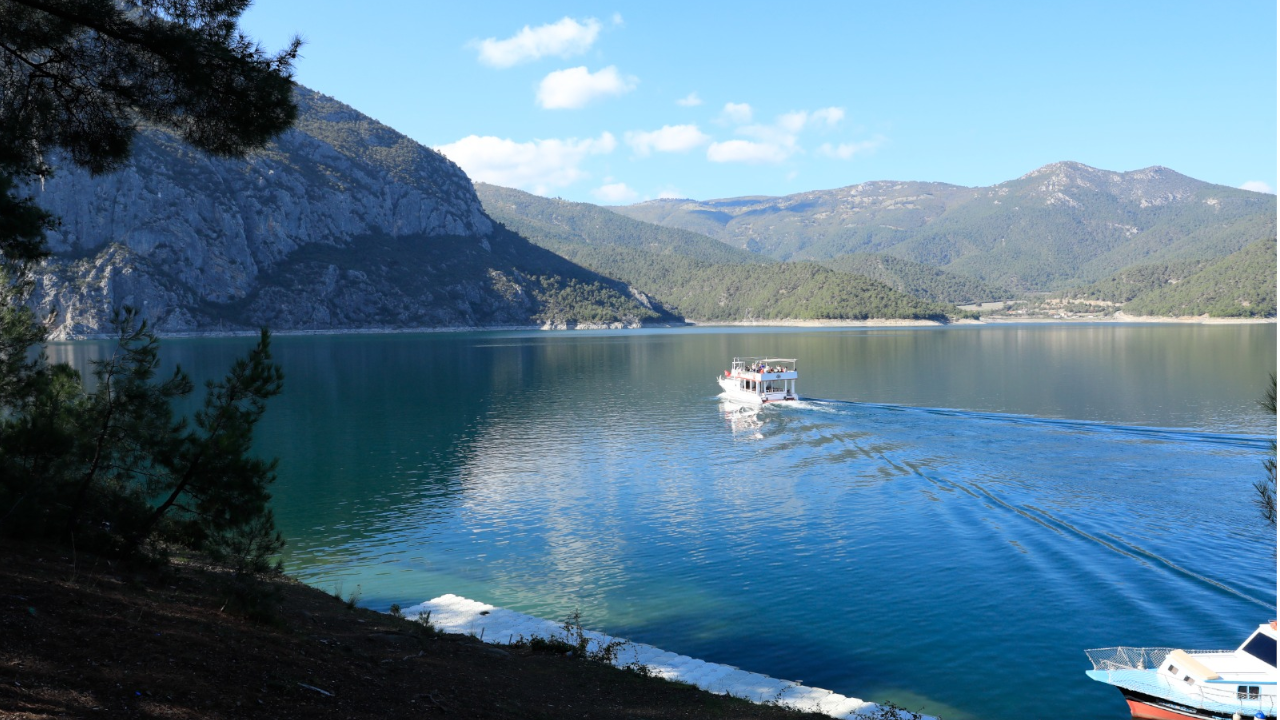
[44,314,1274,342]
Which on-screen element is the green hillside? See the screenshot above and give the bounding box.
[613,162,1277,292]
[477,185,959,322]
[1059,259,1213,304]
[477,183,769,266]
[817,253,1011,304]
[1122,238,1276,317]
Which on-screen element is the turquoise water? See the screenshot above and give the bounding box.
[51,323,1277,719]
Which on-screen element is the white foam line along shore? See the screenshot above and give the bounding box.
[404,594,935,720]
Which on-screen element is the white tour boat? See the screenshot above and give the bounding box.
[717,357,799,405]
[1085,621,1278,720]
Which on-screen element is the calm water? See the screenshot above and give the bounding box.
[53,323,1278,720]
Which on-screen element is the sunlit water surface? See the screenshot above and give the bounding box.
[52,323,1278,720]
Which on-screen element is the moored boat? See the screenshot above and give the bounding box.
[717,357,799,405]
[1085,622,1278,720]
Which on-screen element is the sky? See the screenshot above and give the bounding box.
[240,1,1278,203]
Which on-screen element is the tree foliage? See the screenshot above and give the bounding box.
[1057,259,1213,304]
[1258,374,1276,528]
[0,0,300,264]
[0,1,296,576]
[0,309,285,568]
[1119,238,1276,318]
[818,253,1011,305]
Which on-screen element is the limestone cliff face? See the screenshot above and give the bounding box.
[28,87,658,338]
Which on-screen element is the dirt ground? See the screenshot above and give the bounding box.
[0,541,828,719]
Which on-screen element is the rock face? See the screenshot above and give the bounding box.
[29,87,660,338]
[613,161,1277,291]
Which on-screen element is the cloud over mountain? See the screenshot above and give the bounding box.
[436,132,616,194]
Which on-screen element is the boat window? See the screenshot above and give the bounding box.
[1238,685,1261,699]
[1166,664,1179,675]
[1182,675,1194,686]
[1242,633,1278,668]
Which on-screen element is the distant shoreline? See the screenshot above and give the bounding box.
[43,313,1275,342]
[973,314,1276,325]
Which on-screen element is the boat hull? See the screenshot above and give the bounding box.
[716,378,797,404]
[1117,687,1275,720]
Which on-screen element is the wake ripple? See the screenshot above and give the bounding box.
[792,399,1272,451]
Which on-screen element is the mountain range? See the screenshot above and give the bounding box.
[476,184,959,322]
[612,164,1275,292]
[24,86,1277,338]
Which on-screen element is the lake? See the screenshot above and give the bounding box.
[51,322,1278,720]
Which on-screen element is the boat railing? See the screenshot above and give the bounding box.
[730,357,797,372]
[1085,647,1232,672]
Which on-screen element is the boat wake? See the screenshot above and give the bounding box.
[786,398,1271,450]
[716,394,1277,613]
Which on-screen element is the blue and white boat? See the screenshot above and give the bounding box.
[1085,622,1277,720]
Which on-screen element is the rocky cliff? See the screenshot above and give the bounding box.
[29,87,664,338]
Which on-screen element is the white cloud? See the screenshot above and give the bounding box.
[676,92,702,107]
[592,182,639,203]
[778,111,809,133]
[709,105,854,163]
[435,132,616,194]
[817,137,884,159]
[611,12,624,26]
[810,107,845,127]
[777,107,844,132]
[624,124,711,156]
[537,66,637,109]
[707,139,791,164]
[475,17,602,68]
[1239,180,1275,194]
[721,102,753,124]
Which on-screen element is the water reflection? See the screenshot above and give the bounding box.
[719,398,764,438]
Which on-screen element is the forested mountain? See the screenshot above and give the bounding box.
[477,184,770,266]
[1121,238,1276,317]
[29,87,670,338]
[613,162,1276,292]
[1059,259,1215,304]
[815,254,1011,305]
[477,185,960,322]
[1054,238,1276,317]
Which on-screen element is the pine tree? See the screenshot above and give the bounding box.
[0,1,295,571]
[131,328,284,553]
[64,307,192,536]
[1257,374,1276,527]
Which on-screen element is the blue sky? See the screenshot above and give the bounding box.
[241,1,1277,203]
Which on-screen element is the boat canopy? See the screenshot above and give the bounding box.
[730,357,797,374]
